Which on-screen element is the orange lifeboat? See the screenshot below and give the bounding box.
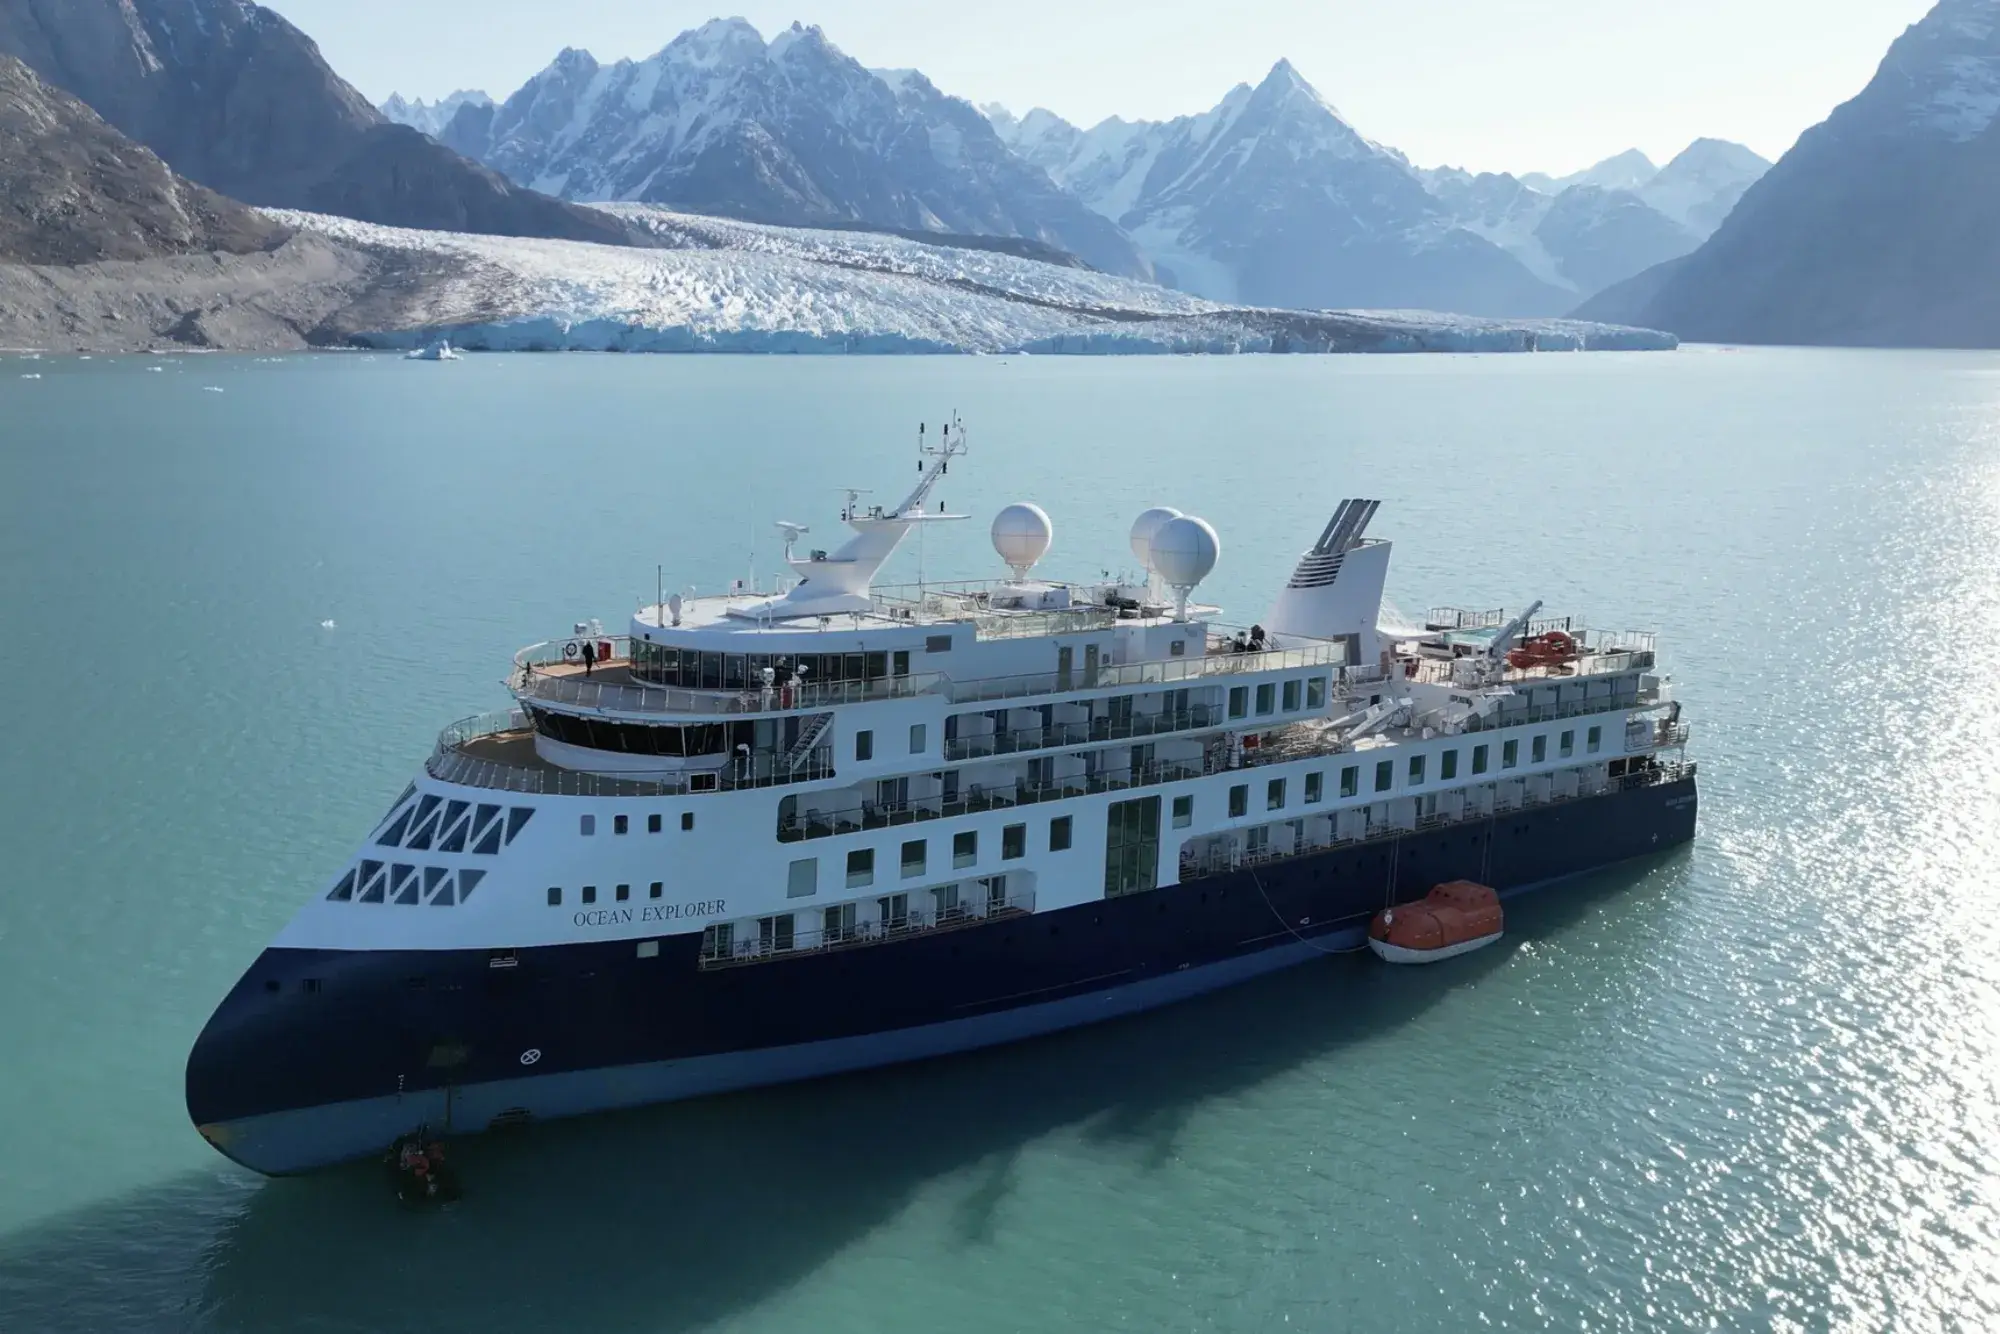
[1368,881,1504,964]
[1506,629,1577,671]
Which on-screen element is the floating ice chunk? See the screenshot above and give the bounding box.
[320,620,337,629]
[203,386,225,393]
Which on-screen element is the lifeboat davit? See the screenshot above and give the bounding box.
[1506,629,1577,671]
[1368,881,1504,964]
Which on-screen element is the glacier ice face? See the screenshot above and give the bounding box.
[268,205,1674,356]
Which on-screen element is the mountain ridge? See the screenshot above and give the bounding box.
[441,19,1148,278]
[1589,0,2000,345]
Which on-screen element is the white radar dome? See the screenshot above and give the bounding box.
[1151,515,1220,598]
[991,502,1054,577]
[1129,507,1183,571]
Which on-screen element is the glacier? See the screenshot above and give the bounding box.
[268,206,1677,356]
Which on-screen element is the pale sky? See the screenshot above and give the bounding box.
[263,0,1938,175]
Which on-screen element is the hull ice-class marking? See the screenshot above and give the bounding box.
[187,778,1695,1175]
[1367,933,1502,965]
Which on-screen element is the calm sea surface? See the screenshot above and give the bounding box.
[2,348,1998,1332]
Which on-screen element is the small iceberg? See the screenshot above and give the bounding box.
[406,339,462,362]
[320,619,337,630]
[203,386,225,393]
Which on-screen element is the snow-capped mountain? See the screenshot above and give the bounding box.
[1582,0,2000,346]
[441,19,1146,278]
[380,89,492,138]
[1521,149,1659,196]
[1419,169,1700,299]
[990,62,1573,316]
[1517,141,1768,239]
[0,0,647,247]
[1637,138,1772,235]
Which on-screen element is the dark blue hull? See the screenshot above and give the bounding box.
[187,775,1696,1173]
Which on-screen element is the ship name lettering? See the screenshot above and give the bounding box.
[570,900,727,930]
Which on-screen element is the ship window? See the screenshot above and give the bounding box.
[580,814,596,836]
[1472,745,1490,775]
[1531,735,1547,764]
[1588,725,1603,754]
[582,885,597,905]
[1502,740,1520,770]
[953,831,977,868]
[1002,824,1027,860]
[1173,795,1193,828]
[1441,750,1459,781]
[473,803,500,839]
[472,820,503,856]
[926,635,952,653]
[377,807,414,847]
[458,870,484,902]
[376,783,417,832]
[1170,640,1186,657]
[423,866,450,900]
[901,840,927,878]
[1340,766,1359,798]
[1306,677,1327,709]
[788,859,818,898]
[547,886,562,906]
[878,893,910,929]
[637,940,660,959]
[359,862,387,903]
[648,813,662,833]
[1305,772,1324,804]
[1409,755,1426,785]
[824,902,857,942]
[1255,683,1276,716]
[1050,816,1073,852]
[759,914,795,954]
[1267,778,1286,811]
[326,868,357,901]
[910,723,927,754]
[438,815,471,854]
[1229,784,1248,818]
[650,881,663,899]
[1374,761,1393,792]
[846,849,875,888]
[391,864,420,905]
[702,923,734,960]
[1282,680,1301,712]
[614,815,629,835]
[616,883,630,902]
[682,812,694,831]
[1560,730,1575,758]
[505,807,534,844]
[856,730,874,762]
[1228,687,1248,720]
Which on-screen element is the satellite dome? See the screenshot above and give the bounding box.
[1151,515,1219,598]
[991,502,1053,577]
[1129,507,1183,571]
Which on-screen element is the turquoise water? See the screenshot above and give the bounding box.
[2,348,1998,1332]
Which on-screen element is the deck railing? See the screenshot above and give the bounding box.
[1179,761,1697,882]
[426,712,835,797]
[698,891,1037,969]
[943,706,1219,761]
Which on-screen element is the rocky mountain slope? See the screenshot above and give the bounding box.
[439,19,1145,278]
[0,53,286,265]
[0,0,651,247]
[1581,0,2000,345]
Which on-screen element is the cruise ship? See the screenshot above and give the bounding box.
[185,425,1697,1174]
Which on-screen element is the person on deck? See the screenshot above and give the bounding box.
[581,639,596,676]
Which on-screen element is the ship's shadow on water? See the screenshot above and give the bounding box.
[0,864,1678,1334]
